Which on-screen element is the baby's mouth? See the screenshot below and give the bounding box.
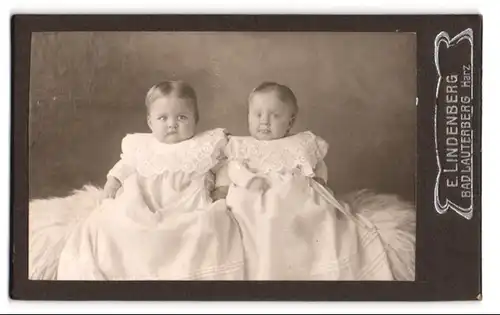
[164,131,177,138]
[258,129,271,134]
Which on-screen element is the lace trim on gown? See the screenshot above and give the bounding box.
[225,131,328,177]
[122,128,228,178]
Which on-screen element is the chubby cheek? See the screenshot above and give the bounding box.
[149,120,163,133]
[270,120,289,137]
[179,121,196,137]
[248,116,260,130]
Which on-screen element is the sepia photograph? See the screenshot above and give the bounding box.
[26,30,417,282]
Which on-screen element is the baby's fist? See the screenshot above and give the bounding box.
[103,176,122,199]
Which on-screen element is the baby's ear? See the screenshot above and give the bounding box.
[289,114,297,128]
[146,115,152,130]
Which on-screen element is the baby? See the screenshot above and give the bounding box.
[222,82,396,280]
[237,82,327,191]
[102,81,226,202]
[56,80,244,280]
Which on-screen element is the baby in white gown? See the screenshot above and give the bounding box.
[54,81,244,280]
[219,82,411,280]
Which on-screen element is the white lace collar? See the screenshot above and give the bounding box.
[122,128,228,177]
[225,131,328,176]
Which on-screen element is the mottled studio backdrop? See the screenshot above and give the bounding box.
[29,32,416,202]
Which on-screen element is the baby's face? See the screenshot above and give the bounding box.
[147,96,196,144]
[248,91,295,141]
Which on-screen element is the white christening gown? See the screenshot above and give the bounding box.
[55,128,244,280]
[223,131,399,281]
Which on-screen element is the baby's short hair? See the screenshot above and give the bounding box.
[249,81,299,116]
[145,80,199,123]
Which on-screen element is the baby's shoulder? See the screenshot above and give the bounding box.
[292,131,329,159]
[293,130,322,141]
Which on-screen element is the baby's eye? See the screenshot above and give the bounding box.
[158,116,167,121]
[178,115,188,121]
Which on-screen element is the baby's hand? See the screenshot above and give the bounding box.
[246,176,270,193]
[103,176,122,199]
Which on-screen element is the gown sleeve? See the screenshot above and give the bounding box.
[106,134,137,183]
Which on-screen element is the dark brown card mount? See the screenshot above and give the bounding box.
[10,14,482,301]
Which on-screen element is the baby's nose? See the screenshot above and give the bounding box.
[167,120,178,129]
[260,116,270,124]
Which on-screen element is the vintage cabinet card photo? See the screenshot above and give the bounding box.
[10,14,482,301]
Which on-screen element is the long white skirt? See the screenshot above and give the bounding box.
[28,185,415,281]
